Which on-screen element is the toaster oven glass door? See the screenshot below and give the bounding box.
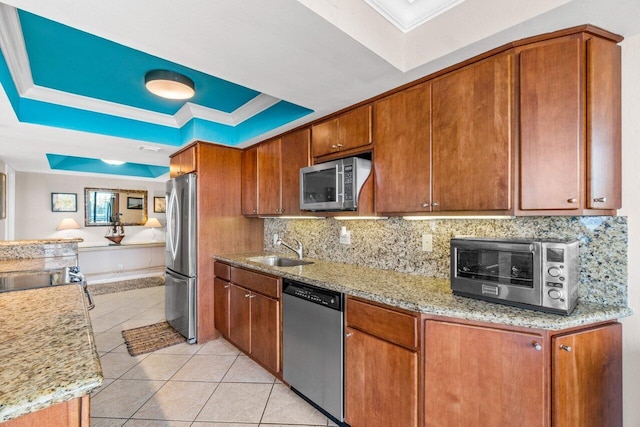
[456,248,534,287]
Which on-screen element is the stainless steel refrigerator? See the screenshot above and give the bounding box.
[165,172,197,343]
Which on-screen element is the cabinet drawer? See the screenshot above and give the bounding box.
[214,261,230,281]
[230,266,280,299]
[346,298,418,349]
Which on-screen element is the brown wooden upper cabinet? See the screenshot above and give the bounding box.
[518,33,621,213]
[169,145,197,178]
[311,105,372,158]
[375,53,512,214]
[242,128,310,216]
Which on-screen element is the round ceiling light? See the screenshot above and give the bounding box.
[144,70,195,100]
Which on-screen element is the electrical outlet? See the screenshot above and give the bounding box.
[273,233,279,246]
[340,226,351,245]
[422,234,433,252]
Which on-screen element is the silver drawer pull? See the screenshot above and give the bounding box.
[559,344,572,352]
[567,197,578,203]
[593,197,607,203]
[245,293,251,298]
[224,285,230,289]
[432,202,439,207]
[532,341,542,351]
[421,202,429,208]
[345,332,353,338]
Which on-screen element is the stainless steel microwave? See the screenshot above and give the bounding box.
[450,237,579,315]
[300,157,372,211]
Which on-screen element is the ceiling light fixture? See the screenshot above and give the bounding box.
[145,70,195,100]
[101,159,125,166]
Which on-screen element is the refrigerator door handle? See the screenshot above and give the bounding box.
[167,187,180,263]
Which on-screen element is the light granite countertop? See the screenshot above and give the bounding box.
[0,238,83,247]
[0,284,103,422]
[215,252,633,331]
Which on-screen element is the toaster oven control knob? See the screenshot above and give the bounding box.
[548,266,561,277]
[548,289,563,300]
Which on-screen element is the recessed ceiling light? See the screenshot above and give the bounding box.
[145,70,195,100]
[138,145,164,152]
[101,159,125,166]
[364,0,465,33]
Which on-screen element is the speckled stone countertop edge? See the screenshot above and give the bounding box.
[215,253,633,331]
[0,285,103,422]
[0,238,83,246]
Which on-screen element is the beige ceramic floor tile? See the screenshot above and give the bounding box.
[91,378,115,397]
[121,353,191,380]
[197,338,241,356]
[89,417,127,427]
[191,423,258,427]
[91,379,165,418]
[222,355,275,383]
[195,382,273,423]
[94,330,126,353]
[261,384,329,426]
[132,380,218,421]
[172,354,237,382]
[153,341,203,355]
[124,420,191,427]
[99,352,147,379]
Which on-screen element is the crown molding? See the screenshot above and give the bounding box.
[232,93,280,124]
[0,3,34,94]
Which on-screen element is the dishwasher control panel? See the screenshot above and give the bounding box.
[283,280,343,311]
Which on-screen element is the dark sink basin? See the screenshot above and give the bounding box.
[248,255,313,267]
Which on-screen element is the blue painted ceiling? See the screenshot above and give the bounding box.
[0,7,313,178]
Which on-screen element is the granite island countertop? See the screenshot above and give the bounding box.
[0,284,103,422]
[215,252,633,331]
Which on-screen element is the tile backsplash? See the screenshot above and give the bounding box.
[264,216,628,306]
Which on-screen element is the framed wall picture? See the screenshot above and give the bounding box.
[51,192,77,212]
[154,196,166,213]
[127,196,143,210]
[0,173,5,219]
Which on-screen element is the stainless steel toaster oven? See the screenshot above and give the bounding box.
[450,237,579,315]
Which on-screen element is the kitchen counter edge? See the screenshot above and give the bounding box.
[214,253,633,331]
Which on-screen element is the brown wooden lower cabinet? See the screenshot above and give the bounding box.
[4,395,90,427]
[423,319,622,427]
[424,320,546,427]
[213,262,281,375]
[552,323,622,427]
[344,297,420,427]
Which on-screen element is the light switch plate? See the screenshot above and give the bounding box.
[422,234,433,252]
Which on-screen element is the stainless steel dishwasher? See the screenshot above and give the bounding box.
[282,278,345,424]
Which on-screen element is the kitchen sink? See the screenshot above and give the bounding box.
[248,256,313,267]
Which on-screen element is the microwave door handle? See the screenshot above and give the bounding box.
[336,164,344,204]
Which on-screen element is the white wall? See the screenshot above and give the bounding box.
[13,172,166,246]
[619,33,640,426]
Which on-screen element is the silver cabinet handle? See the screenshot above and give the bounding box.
[532,341,542,351]
[245,293,251,298]
[593,197,607,203]
[559,344,572,352]
[224,284,230,289]
[421,202,429,208]
[345,332,353,338]
[567,197,578,203]
[432,202,439,207]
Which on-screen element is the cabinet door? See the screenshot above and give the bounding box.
[280,129,310,215]
[179,146,197,175]
[213,278,230,337]
[250,292,281,373]
[374,83,431,213]
[432,53,512,211]
[241,147,258,215]
[337,105,372,152]
[587,37,622,210]
[519,37,582,210]
[257,139,282,215]
[552,323,622,427]
[311,117,339,158]
[345,327,418,427]
[424,320,545,427]
[228,284,251,352]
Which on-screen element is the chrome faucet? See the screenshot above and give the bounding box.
[276,237,304,259]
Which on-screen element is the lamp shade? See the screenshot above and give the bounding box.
[144,218,162,228]
[57,218,81,230]
[145,70,195,100]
